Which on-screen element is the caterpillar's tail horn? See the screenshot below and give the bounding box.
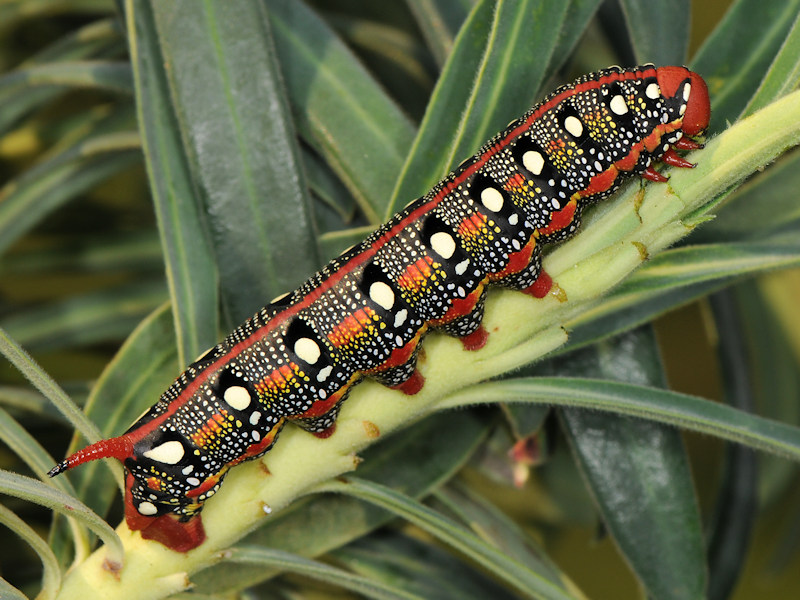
[48,436,133,477]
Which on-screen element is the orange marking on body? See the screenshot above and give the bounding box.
[583,166,618,197]
[457,212,487,239]
[490,236,537,281]
[293,379,353,420]
[146,477,162,491]
[505,172,526,189]
[185,472,224,498]
[327,307,377,348]
[189,409,231,448]
[368,326,426,374]
[538,200,577,237]
[397,256,434,291]
[429,282,486,327]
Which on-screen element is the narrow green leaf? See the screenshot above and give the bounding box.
[694,148,800,243]
[618,0,690,65]
[434,483,569,590]
[227,546,424,600]
[266,0,416,223]
[406,0,473,66]
[0,470,122,565]
[0,577,28,600]
[127,0,220,365]
[387,0,570,215]
[1,280,165,352]
[319,478,578,600]
[562,240,800,351]
[558,328,706,600]
[150,0,320,322]
[692,0,800,132]
[0,131,141,256]
[0,327,103,448]
[0,503,60,600]
[441,378,800,461]
[706,291,758,600]
[0,19,125,135]
[741,11,800,117]
[0,61,131,95]
[336,531,518,600]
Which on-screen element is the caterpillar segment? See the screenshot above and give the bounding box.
[49,65,710,552]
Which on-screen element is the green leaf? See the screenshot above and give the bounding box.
[618,0,690,65]
[0,503,60,600]
[741,11,800,116]
[692,0,800,132]
[406,0,473,67]
[0,470,122,565]
[336,531,518,600]
[433,483,570,591]
[127,0,220,365]
[0,131,141,257]
[387,0,571,215]
[1,279,165,352]
[557,328,706,600]
[226,546,423,600]
[0,19,125,135]
[319,478,578,600]
[705,291,757,600]
[266,0,416,223]
[442,377,800,460]
[150,0,321,323]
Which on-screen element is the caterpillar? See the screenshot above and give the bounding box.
[49,65,710,552]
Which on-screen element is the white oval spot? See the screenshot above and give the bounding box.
[369,281,395,310]
[609,94,628,115]
[683,83,692,102]
[143,440,184,465]
[181,465,194,475]
[252,431,261,442]
[137,501,158,516]
[508,213,518,225]
[430,231,456,259]
[186,477,201,487]
[294,337,321,365]
[646,83,660,99]
[522,150,545,175]
[455,259,470,276]
[250,411,261,425]
[317,365,333,382]
[223,385,251,411]
[564,115,584,137]
[394,308,408,328]
[480,187,504,212]
[679,104,687,116]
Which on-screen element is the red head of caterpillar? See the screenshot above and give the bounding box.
[49,65,711,552]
